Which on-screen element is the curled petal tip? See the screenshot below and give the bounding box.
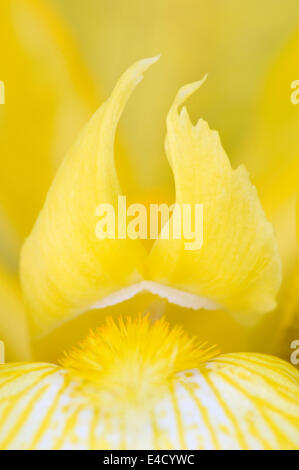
[139,54,161,67]
[154,71,281,316]
[175,74,208,108]
[135,54,161,77]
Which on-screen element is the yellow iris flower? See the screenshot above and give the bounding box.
[42,0,299,359]
[20,57,281,360]
[0,315,298,450]
[0,0,299,450]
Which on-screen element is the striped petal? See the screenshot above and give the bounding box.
[0,353,298,450]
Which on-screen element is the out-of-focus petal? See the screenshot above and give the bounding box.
[0,263,31,362]
[239,28,299,357]
[240,28,299,270]
[0,207,21,272]
[52,0,299,198]
[272,199,299,359]
[0,0,98,243]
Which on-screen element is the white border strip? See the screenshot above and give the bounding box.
[90,281,219,311]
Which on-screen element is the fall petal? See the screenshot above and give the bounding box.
[0,352,298,449]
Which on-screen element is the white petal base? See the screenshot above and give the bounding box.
[35,282,221,340]
[90,281,220,311]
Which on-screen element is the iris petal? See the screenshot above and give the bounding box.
[21,58,158,337]
[0,352,298,449]
[21,58,281,340]
[149,79,281,314]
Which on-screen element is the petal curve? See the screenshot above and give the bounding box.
[21,57,159,337]
[148,79,281,314]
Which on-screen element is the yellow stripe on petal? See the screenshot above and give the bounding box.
[21,58,159,337]
[0,317,298,450]
[148,79,281,315]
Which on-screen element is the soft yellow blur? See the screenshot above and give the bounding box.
[0,0,98,247]
[0,262,31,361]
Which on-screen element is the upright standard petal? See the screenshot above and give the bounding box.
[148,79,281,315]
[0,317,298,450]
[21,58,281,347]
[21,58,159,337]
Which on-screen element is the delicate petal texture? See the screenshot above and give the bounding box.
[148,80,281,314]
[21,59,281,339]
[20,58,159,336]
[0,353,298,450]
